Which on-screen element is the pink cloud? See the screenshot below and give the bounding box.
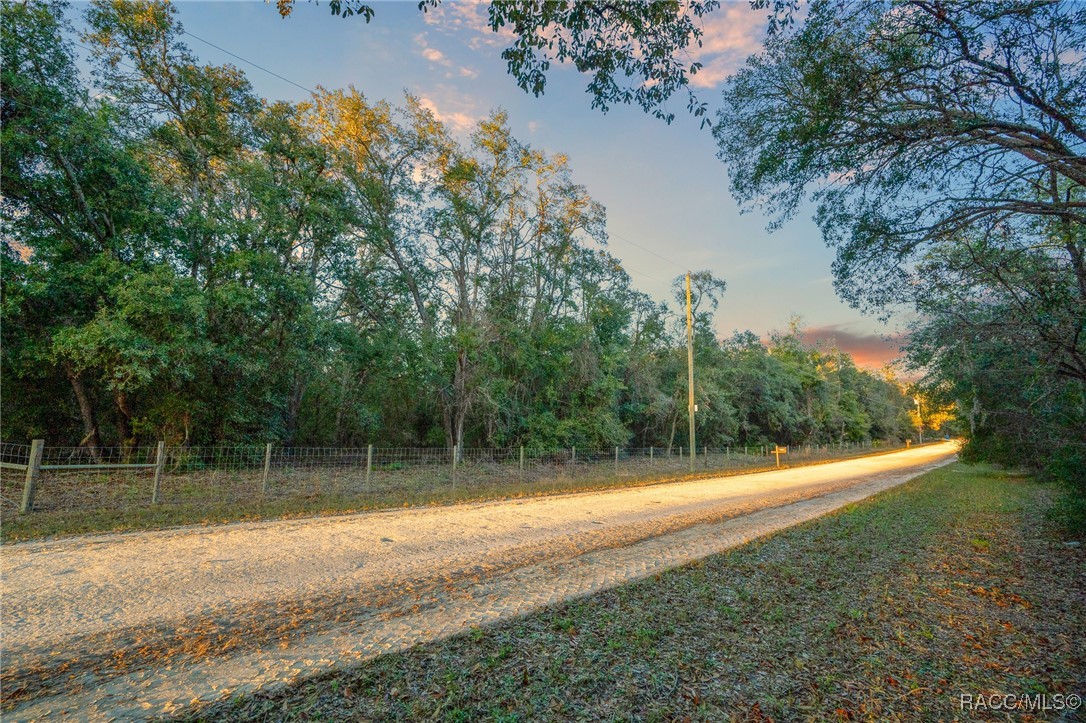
[798,324,906,370]
[687,4,767,89]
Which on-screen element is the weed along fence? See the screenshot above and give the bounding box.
[0,439,902,518]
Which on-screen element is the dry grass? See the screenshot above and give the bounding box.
[178,463,1085,722]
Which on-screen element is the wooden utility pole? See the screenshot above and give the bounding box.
[686,272,695,472]
[915,397,924,444]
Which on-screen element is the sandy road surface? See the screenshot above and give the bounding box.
[2,443,955,720]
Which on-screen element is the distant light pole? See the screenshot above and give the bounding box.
[914,397,924,444]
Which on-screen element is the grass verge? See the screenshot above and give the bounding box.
[179,463,1085,722]
[2,443,925,544]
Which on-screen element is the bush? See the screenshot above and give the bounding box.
[1043,445,1086,539]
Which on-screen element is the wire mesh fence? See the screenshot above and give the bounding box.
[0,442,30,466]
[0,439,907,518]
[38,445,160,467]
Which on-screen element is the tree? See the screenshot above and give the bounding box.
[716,0,1086,501]
[81,0,356,444]
[905,293,1084,494]
[2,0,173,453]
[716,1,1085,342]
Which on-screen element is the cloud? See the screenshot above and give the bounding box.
[527,121,539,133]
[422,0,515,49]
[687,4,767,89]
[422,46,450,66]
[416,33,452,66]
[416,32,480,81]
[798,324,906,369]
[419,95,478,133]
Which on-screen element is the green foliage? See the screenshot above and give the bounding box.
[1045,445,1086,537]
[483,0,721,125]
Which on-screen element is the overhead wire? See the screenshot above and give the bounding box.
[607,228,687,273]
[181,30,317,96]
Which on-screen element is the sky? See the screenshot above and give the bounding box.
[69,0,907,369]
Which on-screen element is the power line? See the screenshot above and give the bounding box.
[182,30,316,96]
[619,263,670,286]
[607,229,687,272]
[73,30,314,99]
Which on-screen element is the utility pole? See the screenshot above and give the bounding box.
[914,396,924,444]
[686,272,695,472]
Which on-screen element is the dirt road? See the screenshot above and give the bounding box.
[2,442,956,720]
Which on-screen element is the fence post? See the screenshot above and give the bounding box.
[19,439,43,514]
[151,441,166,504]
[571,446,576,465]
[679,446,683,461]
[614,446,619,473]
[650,446,654,464]
[366,444,373,488]
[704,445,708,467]
[261,442,273,495]
[519,445,525,473]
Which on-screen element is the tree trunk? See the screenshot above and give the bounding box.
[966,397,981,436]
[666,395,679,455]
[455,409,467,458]
[65,364,101,462]
[442,397,456,455]
[114,390,135,456]
[283,376,306,445]
[442,349,472,455]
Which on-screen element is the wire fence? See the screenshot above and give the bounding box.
[0,439,911,518]
[0,442,30,466]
